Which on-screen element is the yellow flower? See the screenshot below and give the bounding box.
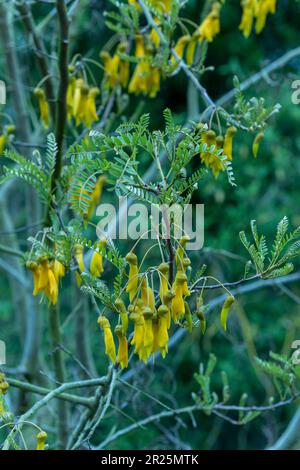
[223,126,237,161]
[141,277,155,311]
[252,132,264,158]
[171,35,190,67]
[97,316,116,364]
[0,134,6,156]
[100,51,120,89]
[220,295,235,331]
[115,325,128,369]
[53,259,66,283]
[130,310,145,354]
[158,262,169,302]
[34,88,50,129]
[186,31,201,66]
[239,0,255,37]
[157,305,169,358]
[198,2,221,42]
[115,298,129,334]
[163,289,175,329]
[74,244,85,287]
[142,307,154,358]
[83,87,100,128]
[125,252,139,302]
[200,130,217,167]
[255,0,276,34]
[175,234,190,269]
[150,17,161,48]
[44,267,58,305]
[27,259,59,304]
[171,272,188,322]
[83,174,106,223]
[90,239,106,277]
[36,431,47,451]
[67,76,76,120]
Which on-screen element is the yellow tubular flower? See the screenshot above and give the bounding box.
[53,259,65,283]
[220,295,235,331]
[100,51,120,89]
[97,316,116,364]
[252,131,264,158]
[171,272,188,322]
[209,134,225,178]
[142,307,154,358]
[73,78,85,118]
[74,244,85,287]
[75,84,89,126]
[38,260,51,291]
[175,234,190,269]
[125,252,139,302]
[157,305,169,358]
[158,262,169,302]
[44,267,58,305]
[67,76,76,120]
[26,261,40,296]
[83,87,100,128]
[198,2,221,42]
[115,298,129,334]
[34,88,50,129]
[186,32,201,66]
[90,239,106,277]
[223,126,237,161]
[200,130,217,167]
[0,134,6,156]
[239,0,255,38]
[171,35,191,67]
[36,431,47,451]
[163,289,175,329]
[255,0,276,34]
[141,277,155,311]
[115,325,128,369]
[148,67,161,98]
[130,310,145,353]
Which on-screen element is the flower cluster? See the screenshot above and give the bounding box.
[97,235,195,368]
[200,126,237,177]
[239,0,277,37]
[26,257,65,305]
[67,73,100,128]
[34,88,50,129]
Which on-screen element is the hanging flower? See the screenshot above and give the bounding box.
[157,305,169,358]
[34,88,50,129]
[36,431,48,451]
[115,325,129,369]
[170,35,190,68]
[220,295,235,331]
[172,272,188,322]
[163,289,175,329]
[239,0,256,37]
[117,42,130,88]
[83,87,100,128]
[141,277,155,311]
[74,244,85,287]
[252,132,264,158]
[130,309,145,356]
[100,51,120,89]
[142,306,154,358]
[97,316,116,364]
[186,31,201,66]
[115,298,129,334]
[198,2,221,43]
[158,262,169,302]
[90,239,106,277]
[223,126,237,161]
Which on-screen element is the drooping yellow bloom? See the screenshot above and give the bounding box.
[171,272,188,322]
[67,76,76,120]
[171,35,190,67]
[252,132,264,158]
[52,259,66,283]
[200,130,217,168]
[115,325,128,369]
[141,277,155,311]
[223,126,237,161]
[150,18,161,49]
[74,244,85,287]
[27,259,59,305]
[142,307,154,358]
[83,87,100,128]
[36,431,47,451]
[157,305,169,358]
[44,267,59,305]
[100,51,120,89]
[97,316,116,364]
[220,295,235,331]
[209,134,225,178]
[158,262,169,302]
[115,298,129,334]
[125,252,139,302]
[198,2,221,43]
[0,134,6,156]
[239,0,255,37]
[255,0,276,34]
[186,31,201,66]
[175,234,190,270]
[34,88,50,129]
[163,289,175,329]
[130,309,145,355]
[90,239,106,277]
